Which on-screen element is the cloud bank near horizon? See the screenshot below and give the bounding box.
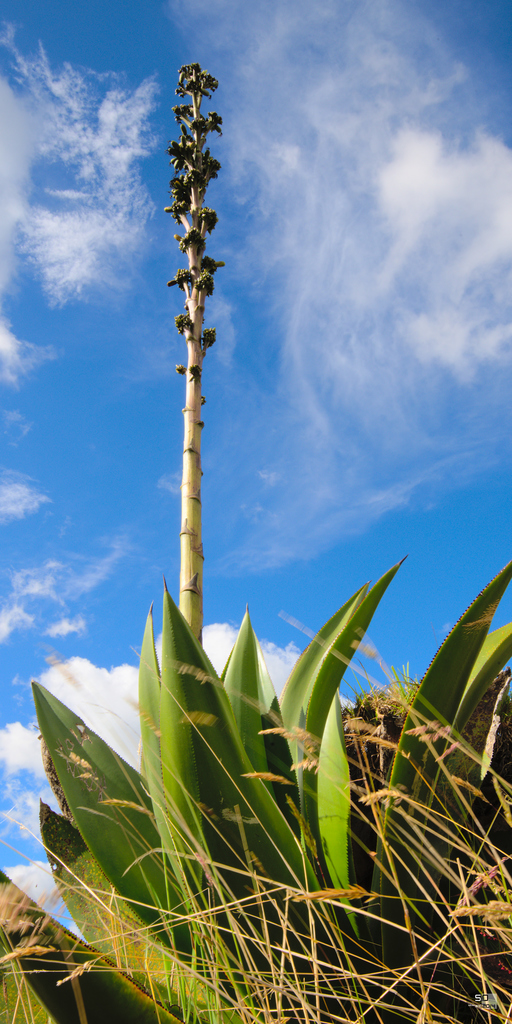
[0,618,302,869]
[0,619,301,781]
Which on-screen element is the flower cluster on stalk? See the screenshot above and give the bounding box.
[166,62,224,385]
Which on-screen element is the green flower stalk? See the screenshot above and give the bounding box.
[166,63,224,642]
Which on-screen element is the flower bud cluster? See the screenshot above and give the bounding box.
[175,314,194,335]
[167,268,192,290]
[202,328,216,351]
[179,228,205,254]
[168,63,224,400]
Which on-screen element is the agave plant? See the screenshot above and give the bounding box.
[3,558,512,1023]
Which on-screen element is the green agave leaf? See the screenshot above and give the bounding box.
[158,586,218,897]
[138,608,194,922]
[259,694,302,842]
[454,619,512,740]
[302,561,404,880]
[377,557,512,971]
[156,589,365,994]
[220,643,235,681]
[223,609,301,838]
[0,964,49,1022]
[224,608,276,789]
[280,581,370,771]
[317,696,350,892]
[442,654,511,796]
[32,683,189,953]
[158,586,318,897]
[40,801,115,950]
[316,691,371,941]
[40,802,172,998]
[139,604,164,808]
[0,870,183,1024]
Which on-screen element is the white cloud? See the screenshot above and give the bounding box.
[202,621,300,696]
[3,409,32,442]
[378,128,512,374]
[0,64,54,384]
[37,656,140,767]
[0,33,158,305]
[0,30,156,385]
[21,623,300,778]
[44,615,86,638]
[0,603,33,643]
[0,470,51,522]
[158,472,181,495]
[0,316,54,386]
[258,470,280,487]
[0,777,55,844]
[202,622,238,676]
[0,722,45,776]
[2,860,62,913]
[0,539,128,644]
[259,638,301,696]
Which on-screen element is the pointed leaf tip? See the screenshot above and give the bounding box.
[163,574,168,593]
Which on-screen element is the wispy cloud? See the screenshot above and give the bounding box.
[10,538,128,601]
[0,69,54,385]
[0,537,128,643]
[10,560,64,603]
[62,537,129,598]
[0,316,54,386]
[258,470,280,487]
[166,0,512,567]
[158,471,181,495]
[0,721,45,777]
[0,603,33,643]
[0,470,50,523]
[377,127,512,375]
[0,62,55,384]
[0,28,156,385]
[0,29,158,305]
[44,615,86,638]
[3,409,32,443]
[205,295,237,364]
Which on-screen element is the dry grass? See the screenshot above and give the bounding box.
[2,673,512,1024]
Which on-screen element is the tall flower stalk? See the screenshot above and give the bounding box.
[166,63,224,642]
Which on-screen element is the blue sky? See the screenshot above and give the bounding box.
[1,0,512,902]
